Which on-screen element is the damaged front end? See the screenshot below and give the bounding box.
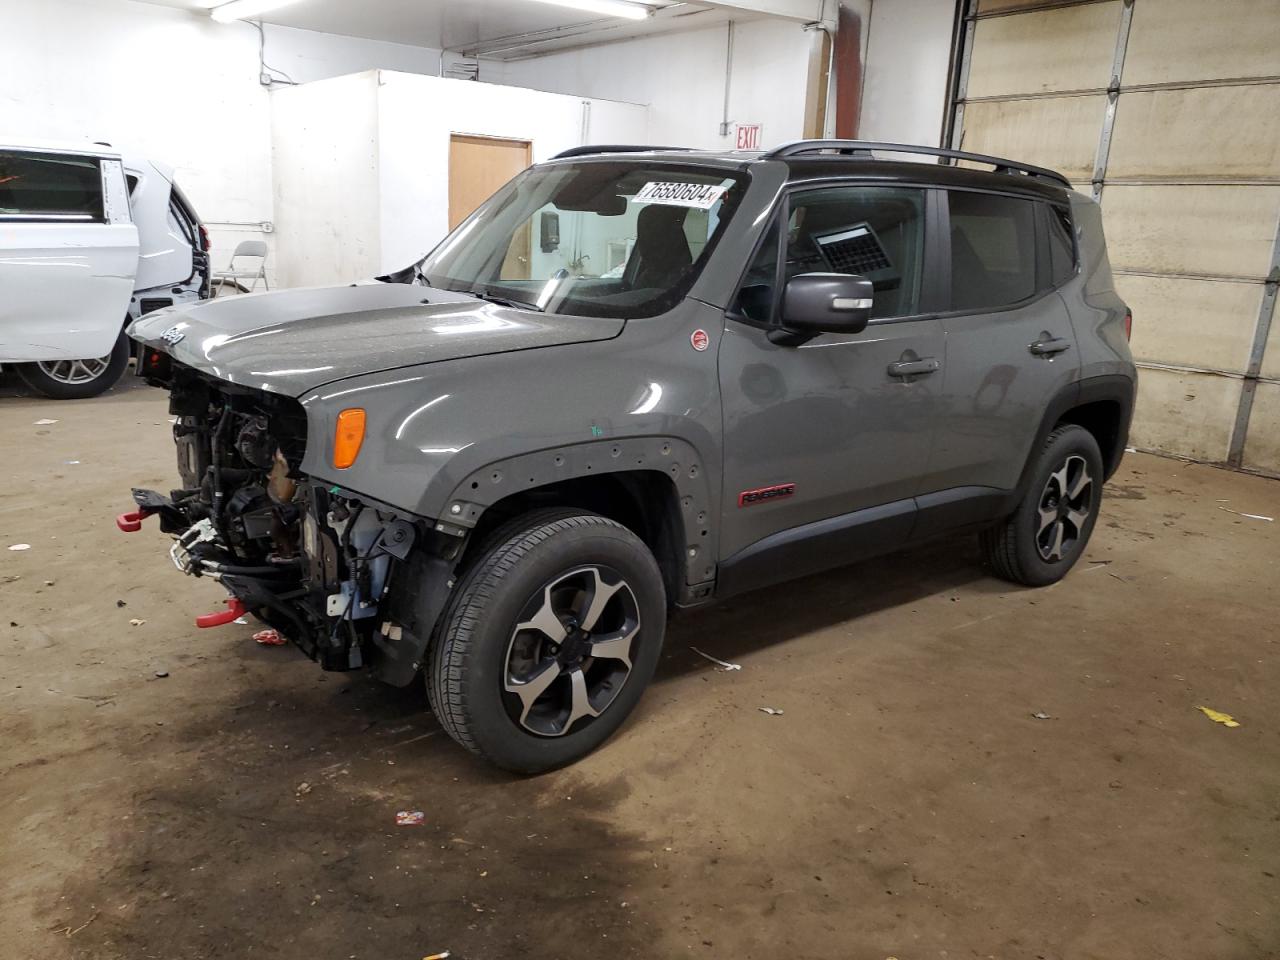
[122,360,456,685]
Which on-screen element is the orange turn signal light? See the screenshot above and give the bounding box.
[333,408,366,469]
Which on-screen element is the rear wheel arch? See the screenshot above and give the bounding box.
[1016,375,1134,494]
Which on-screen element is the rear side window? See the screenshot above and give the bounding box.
[0,151,104,222]
[947,191,1037,312]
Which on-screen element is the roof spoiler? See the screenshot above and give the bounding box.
[763,140,1072,189]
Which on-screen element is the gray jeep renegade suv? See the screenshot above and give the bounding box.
[125,140,1136,772]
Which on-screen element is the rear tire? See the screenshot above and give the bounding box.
[428,508,666,773]
[16,330,130,400]
[981,424,1104,586]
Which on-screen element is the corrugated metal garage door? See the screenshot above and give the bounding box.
[946,0,1280,476]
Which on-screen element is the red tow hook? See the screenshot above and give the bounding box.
[116,509,151,533]
[195,597,247,629]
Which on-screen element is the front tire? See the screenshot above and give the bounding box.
[428,509,666,773]
[16,330,130,400]
[981,424,1104,586]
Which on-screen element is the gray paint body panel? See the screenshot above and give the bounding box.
[133,151,1136,605]
[129,283,624,397]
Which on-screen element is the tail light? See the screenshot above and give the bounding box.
[198,223,211,252]
[333,408,366,469]
[1123,308,1132,341]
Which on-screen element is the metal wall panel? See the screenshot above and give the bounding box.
[1129,368,1243,463]
[1101,185,1280,280]
[966,2,1118,98]
[1263,321,1280,382]
[950,0,1280,474]
[1107,85,1280,180]
[1241,381,1280,474]
[1123,0,1280,86]
[1120,275,1263,375]
[959,96,1104,181]
[976,0,1100,13]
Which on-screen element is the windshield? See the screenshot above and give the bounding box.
[418,161,749,319]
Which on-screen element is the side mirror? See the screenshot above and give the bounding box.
[771,273,873,344]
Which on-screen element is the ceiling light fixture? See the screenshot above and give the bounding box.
[522,0,654,21]
[209,0,305,24]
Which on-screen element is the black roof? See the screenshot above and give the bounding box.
[549,140,1076,199]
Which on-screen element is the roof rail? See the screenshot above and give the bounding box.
[763,140,1072,189]
[551,144,694,160]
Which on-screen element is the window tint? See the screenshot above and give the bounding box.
[786,186,926,320]
[0,151,104,221]
[1046,203,1076,286]
[948,191,1037,311]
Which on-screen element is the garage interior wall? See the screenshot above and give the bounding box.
[1,0,446,286]
[948,0,1280,476]
[856,0,956,145]
[489,18,814,149]
[270,70,648,286]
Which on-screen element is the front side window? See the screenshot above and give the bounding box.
[0,151,104,222]
[948,191,1038,312]
[419,162,748,319]
[732,185,928,326]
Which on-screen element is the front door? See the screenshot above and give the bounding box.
[718,184,946,572]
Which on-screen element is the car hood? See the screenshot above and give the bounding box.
[128,283,624,396]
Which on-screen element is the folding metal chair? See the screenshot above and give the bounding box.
[212,239,270,295]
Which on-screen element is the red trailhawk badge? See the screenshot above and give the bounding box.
[738,483,796,507]
[690,329,710,352]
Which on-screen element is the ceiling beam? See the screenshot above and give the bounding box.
[686,0,827,23]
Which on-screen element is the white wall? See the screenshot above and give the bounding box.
[270,74,383,286]
[491,19,814,150]
[858,0,956,146]
[271,71,649,286]
[0,0,444,283]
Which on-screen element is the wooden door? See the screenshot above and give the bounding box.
[448,134,532,279]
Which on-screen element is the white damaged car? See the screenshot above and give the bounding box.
[0,141,210,399]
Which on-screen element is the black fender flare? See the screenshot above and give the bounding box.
[1015,374,1136,499]
[437,436,719,594]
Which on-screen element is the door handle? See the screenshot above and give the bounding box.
[1030,337,1072,357]
[887,357,941,378]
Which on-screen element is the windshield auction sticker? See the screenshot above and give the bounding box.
[633,181,728,210]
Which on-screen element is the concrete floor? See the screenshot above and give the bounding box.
[2,373,1278,960]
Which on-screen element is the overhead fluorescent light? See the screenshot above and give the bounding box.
[209,0,305,23]
[522,0,655,21]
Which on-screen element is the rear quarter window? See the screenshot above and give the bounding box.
[1046,203,1077,286]
[0,150,105,222]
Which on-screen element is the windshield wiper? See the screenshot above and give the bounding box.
[469,288,543,312]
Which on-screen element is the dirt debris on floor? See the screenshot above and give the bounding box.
[2,374,1279,960]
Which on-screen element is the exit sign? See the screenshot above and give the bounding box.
[734,123,762,151]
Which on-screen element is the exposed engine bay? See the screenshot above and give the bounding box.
[122,358,456,685]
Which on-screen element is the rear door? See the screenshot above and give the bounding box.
[925,189,1080,499]
[718,183,947,572]
[0,148,138,361]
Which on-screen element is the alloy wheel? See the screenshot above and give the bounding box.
[1036,454,1093,562]
[35,355,111,385]
[503,565,640,737]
